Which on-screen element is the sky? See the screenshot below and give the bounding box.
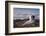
[13,8,39,14]
[13,8,40,19]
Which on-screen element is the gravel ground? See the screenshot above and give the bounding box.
[13,19,39,28]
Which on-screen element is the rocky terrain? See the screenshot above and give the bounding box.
[13,19,39,28]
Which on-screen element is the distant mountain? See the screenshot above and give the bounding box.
[13,13,39,20]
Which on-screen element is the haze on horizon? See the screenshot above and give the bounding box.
[13,8,40,19]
